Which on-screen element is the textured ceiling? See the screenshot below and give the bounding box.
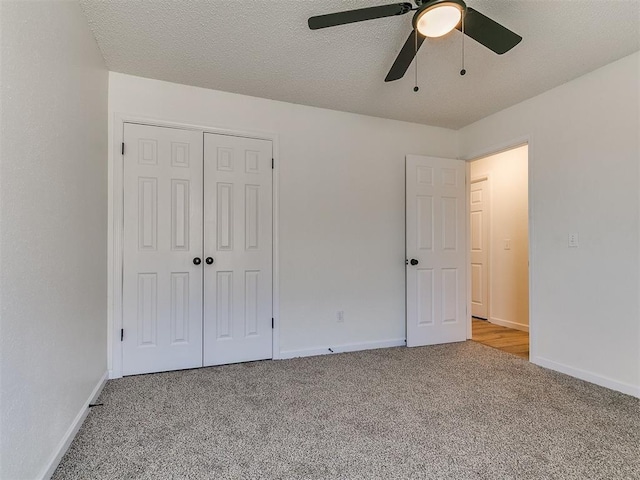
[80,0,640,129]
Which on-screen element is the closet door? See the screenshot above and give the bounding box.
[122,123,203,376]
[203,133,273,366]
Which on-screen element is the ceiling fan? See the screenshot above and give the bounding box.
[308,0,522,82]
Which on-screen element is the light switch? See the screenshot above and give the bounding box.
[568,233,579,248]
[504,239,511,250]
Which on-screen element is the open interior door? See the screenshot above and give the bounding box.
[406,154,467,347]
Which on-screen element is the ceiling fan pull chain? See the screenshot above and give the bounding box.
[414,28,419,92]
[460,11,466,76]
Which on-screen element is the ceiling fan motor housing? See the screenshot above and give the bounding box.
[414,0,467,11]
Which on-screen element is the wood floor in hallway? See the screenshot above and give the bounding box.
[472,318,529,360]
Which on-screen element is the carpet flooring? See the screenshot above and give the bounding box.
[53,342,639,479]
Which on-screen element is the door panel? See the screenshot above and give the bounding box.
[470,180,489,318]
[122,123,203,375]
[406,155,467,347]
[203,134,273,366]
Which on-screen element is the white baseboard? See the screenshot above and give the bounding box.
[489,316,529,332]
[279,338,406,360]
[532,356,640,399]
[39,371,109,480]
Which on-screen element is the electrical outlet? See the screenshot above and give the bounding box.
[337,311,344,323]
[568,233,579,248]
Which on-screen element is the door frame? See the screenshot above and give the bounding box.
[108,114,281,378]
[463,136,535,361]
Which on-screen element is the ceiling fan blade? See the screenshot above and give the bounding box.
[385,29,426,82]
[308,3,412,30]
[457,8,522,54]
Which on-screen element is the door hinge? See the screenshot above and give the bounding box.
[272,158,274,169]
[121,142,125,155]
[120,328,124,342]
[272,318,274,329]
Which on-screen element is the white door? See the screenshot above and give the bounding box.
[406,155,467,347]
[122,123,204,376]
[470,179,489,319]
[203,133,273,366]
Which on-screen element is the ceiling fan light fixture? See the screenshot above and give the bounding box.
[414,0,465,38]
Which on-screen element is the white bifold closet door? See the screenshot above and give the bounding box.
[406,155,467,347]
[122,124,273,376]
[203,133,273,366]
[122,123,204,376]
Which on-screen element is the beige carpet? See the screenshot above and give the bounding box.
[53,341,639,479]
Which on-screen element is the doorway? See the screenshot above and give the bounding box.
[468,144,529,359]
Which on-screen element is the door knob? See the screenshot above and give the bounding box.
[193,257,202,265]
[205,257,214,265]
[410,259,419,266]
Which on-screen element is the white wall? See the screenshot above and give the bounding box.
[108,72,458,367]
[460,52,640,397]
[471,145,529,330]
[0,2,108,478]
